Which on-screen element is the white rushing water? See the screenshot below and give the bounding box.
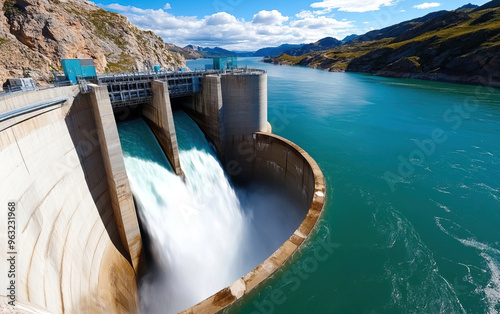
[117,112,303,313]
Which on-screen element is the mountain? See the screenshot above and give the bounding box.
[179,45,237,59]
[234,51,255,57]
[254,44,304,57]
[283,37,343,56]
[265,0,500,87]
[341,34,358,43]
[474,0,500,10]
[348,10,449,44]
[0,0,185,85]
[456,3,479,10]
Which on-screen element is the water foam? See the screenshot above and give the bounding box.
[118,114,303,313]
[119,119,244,313]
[436,217,500,313]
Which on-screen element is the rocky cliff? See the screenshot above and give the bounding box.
[266,1,500,87]
[0,0,186,86]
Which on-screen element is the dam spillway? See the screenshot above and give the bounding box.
[117,112,305,313]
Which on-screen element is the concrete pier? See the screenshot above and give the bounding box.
[142,81,183,176]
[88,85,144,272]
[181,75,225,154]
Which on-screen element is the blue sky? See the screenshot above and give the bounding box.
[96,0,491,50]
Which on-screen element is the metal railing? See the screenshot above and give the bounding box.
[0,97,68,122]
[1,67,266,104]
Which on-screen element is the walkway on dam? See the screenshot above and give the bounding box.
[96,68,266,107]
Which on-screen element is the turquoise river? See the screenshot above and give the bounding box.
[188,58,500,314]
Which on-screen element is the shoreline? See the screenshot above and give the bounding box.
[261,58,500,89]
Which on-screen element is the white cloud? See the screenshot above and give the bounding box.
[163,3,171,10]
[413,2,441,9]
[313,8,333,15]
[296,7,333,19]
[252,10,289,25]
[296,10,315,19]
[290,16,352,29]
[98,4,356,50]
[206,12,238,25]
[310,0,396,12]
[101,3,131,11]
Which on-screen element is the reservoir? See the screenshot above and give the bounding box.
[186,58,500,313]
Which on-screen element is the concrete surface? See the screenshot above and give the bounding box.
[142,81,183,177]
[0,87,139,313]
[180,75,225,155]
[220,73,268,143]
[88,85,144,272]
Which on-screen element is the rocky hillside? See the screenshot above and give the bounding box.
[283,37,342,56]
[0,0,186,86]
[266,0,500,87]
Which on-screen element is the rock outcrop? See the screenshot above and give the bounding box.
[0,0,185,86]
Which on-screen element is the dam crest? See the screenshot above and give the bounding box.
[0,68,325,313]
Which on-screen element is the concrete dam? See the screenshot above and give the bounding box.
[0,69,325,313]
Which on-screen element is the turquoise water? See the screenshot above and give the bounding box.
[190,58,500,313]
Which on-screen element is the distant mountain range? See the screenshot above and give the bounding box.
[178,34,359,59]
[282,37,343,56]
[167,45,234,59]
[253,44,304,57]
[264,0,500,87]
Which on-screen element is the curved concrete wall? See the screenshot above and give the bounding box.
[184,132,326,313]
[0,88,139,313]
[220,73,268,143]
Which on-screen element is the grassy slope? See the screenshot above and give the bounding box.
[272,7,500,72]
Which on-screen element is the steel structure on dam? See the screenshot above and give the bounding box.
[95,68,266,108]
[0,68,325,314]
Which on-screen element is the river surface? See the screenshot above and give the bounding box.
[188,58,500,313]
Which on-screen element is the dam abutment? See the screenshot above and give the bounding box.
[0,86,141,313]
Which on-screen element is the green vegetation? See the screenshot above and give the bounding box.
[61,3,81,15]
[276,54,307,64]
[87,9,127,49]
[3,0,24,19]
[105,52,136,72]
[48,63,62,72]
[270,5,500,76]
[0,37,8,46]
[275,37,394,71]
[407,56,421,68]
[386,9,500,50]
[135,33,148,51]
